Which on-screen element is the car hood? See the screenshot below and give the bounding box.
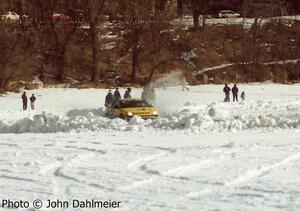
[121,107,158,115]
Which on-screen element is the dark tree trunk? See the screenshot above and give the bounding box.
[90,21,99,84]
[201,14,206,29]
[177,0,183,17]
[131,42,138,83]
[54,25,77,83]
[192,0,200,30]
[40,62,44,81]
[131,16,139,83]
[85,0,106,85]
[193,11,200,30]
[147,63,156,83]
[0,79,4,90]
[157,0,167,10]
[57,50,66,82]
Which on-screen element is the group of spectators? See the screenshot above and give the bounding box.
[105,87,132,107]
[21,92,36,110]
[105,84,246,108]
[21,83,246,111]
[223,84,245,102]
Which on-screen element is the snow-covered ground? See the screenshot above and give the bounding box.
[0,84,299,210]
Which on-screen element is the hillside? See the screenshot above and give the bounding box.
[1,1,300,92]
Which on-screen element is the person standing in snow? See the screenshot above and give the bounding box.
[124,87,132,99]
[241,91,245,101]
[232,84,239,102]
[30,94,36,110]
[21,92,28,110]
[105,90,114,107]
[223,84,231,102]
[114,88,121,100]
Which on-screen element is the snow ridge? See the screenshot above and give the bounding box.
[0,100,299,134]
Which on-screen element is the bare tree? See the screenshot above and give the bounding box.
[143,10,173,83]
[82,0,106,85]
[50,1,82,82]
[28,0,54,81]
[191,0,208,30]
[177,0,183,17]
[0,1,28,90]
[118,0,147,83]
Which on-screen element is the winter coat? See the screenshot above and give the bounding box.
[232,86,239,95]
[241,92,245,100]
[114,90,121,100]
[22,93,27,103]
[223,86,231,94]
[30,96,36,102]
[124,91,131,99]
[105,93,114,106]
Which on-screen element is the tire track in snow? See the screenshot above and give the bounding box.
[120,156,224,192]
[127,152,167,171]
[39,152,95,176]
[0,175,36,183]
[187,153,300,199]
[163,159,216,177]
[38,152,96,197]
[225,153,300,187]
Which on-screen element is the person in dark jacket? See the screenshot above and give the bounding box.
[21,92,28,110]
[232,84,239,102]
[241,91,245,101]
[223,84,231,102]
[114,88,121,100]
[105,90,114,107]
[30,94,36,110]
[124,87,132,99]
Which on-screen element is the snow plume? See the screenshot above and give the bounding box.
[153,69,186,89]
[0,100,299,133]
[150,69,188,112]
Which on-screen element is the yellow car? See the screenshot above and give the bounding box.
[105,99,159,120]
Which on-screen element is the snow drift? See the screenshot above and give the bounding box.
[0,100,299,133]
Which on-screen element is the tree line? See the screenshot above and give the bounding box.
[0,0,180,89]
[0,0,299,90]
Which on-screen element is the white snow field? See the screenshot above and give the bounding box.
[0,84,300,211]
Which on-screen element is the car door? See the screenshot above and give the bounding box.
[113,101,121,116]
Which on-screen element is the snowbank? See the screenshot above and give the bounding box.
[1,100,299,133]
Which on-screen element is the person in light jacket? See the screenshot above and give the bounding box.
[105,90,114,107]
[30,94,36,110]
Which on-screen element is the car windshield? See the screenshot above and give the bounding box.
[120,100,151,108]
